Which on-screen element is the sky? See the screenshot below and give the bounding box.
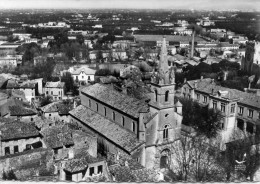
[0,0,259,10]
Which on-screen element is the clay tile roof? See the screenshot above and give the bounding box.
[40,101,73,115]
[187,79,260,108]
[64,158,89,173]
[45,81,65,88]
[41,125,74,149]
[69,105,144,153]
[9,105,37,116]
[71,66,96,75]
[0,120,40,141]
[81,84,149,118]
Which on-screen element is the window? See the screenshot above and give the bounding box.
[51,91,53,95]
[49,114,51,117]
[122,116,125,126]
[65,172,72,181]
[31,118,33,121]
[96,103,98,111]
[132,121,135,132]
[237,119,244,131]
[238,106,244,115]
[221,103,226,113]
[89,167,95,176]
[104,107,107,116]
[59,91,60,95]
[258,112,260,119]
[88,76,91,80]
[5,147,10,155]
[165,91,169,102]
[82,76,84,79]
[155,90,158,102]
[248,109,253,118]
[203,96,207,103]
[246,122,254,134]
[163,125,169,139]
[112,112,115,121]
[89,99,91,107]
[26,144,31,150]
[14,146,19,153]
[213,100,217,110]
[54,149,58,154]
[196,94,200,100]
[231,104,235,113]
[98,165,103,174]
[46,91,48,95]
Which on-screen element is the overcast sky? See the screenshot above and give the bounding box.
[0,0,259,10]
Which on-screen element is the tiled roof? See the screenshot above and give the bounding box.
[6,79,36,89]
[64,150,105,173]
[44,81,65,88]
[109,158,157,182]
[69,105,143,153]
[41,124,74,149]
[0,120,40,141]
[186,78,260,108]
[9,105,37,116]
[40,101,73,115]
[81,84,149,118]
[134,35,206,42]
[71,66,96,75]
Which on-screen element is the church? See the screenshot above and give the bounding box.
[69,37,183,169]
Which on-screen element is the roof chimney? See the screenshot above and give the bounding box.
[200,76,204,80]
[68,149,74,159]
[194,81,197,88]
[184,78,187,83]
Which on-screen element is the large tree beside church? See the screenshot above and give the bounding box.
[178,97,222,138]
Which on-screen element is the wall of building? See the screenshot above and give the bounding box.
[43,112,70,123]
[19,88,35,103]
[43,87,64,101]
[0,136,42,156]
[72,73,95,83]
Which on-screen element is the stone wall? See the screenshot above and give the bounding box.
[0,148,54,180]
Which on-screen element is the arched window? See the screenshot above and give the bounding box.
[122,116,125,126]
[165,90,169,102]
[155,89,158,102]
[132,121,135,132]
[163,125,169,139]
[112,112,115,121]
[104,107,107,116]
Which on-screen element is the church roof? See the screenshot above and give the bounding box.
[69,105,144,153]
[81,83,149,118]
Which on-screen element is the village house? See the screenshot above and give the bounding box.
[43,81,65,101]
[69,37,183,169]
[56,148,108,182]
[71,66,96,85]
[0,118,42,156]
[40,101,74,123]
[6,79,37,103]
[181,78,260,146]
[8,105,38,122]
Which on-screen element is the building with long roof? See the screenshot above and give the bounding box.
[69,37,183,169]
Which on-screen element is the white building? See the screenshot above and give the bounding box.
[71,66,96,84]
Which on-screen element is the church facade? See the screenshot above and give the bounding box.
[69,37,183,169]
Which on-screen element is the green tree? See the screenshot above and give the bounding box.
[179,97,222,138]
[96,50,104,63]
[41,95,52,107]
[170,134,225,182]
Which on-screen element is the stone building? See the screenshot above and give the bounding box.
[241,41,260,79]
[181,78,260,145]
[0,118,42,156]
[69,37,183,169]
[43,81,65,101]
